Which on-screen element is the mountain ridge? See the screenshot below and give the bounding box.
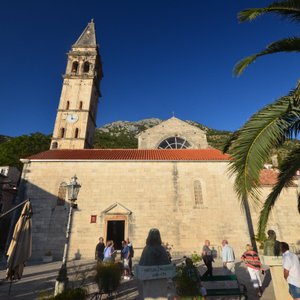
[94,118,231,150]
[1,118,297,169]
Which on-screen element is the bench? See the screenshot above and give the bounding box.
[201,275,247,299]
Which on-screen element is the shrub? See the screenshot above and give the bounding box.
[55,288,87,300]
[40,287,88,300]
[191,251,202,264]
[95,262,122,293]
[175,265,202,297]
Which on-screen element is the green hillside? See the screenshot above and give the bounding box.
[1,119,297,169]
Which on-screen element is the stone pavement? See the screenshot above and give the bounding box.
[198,259,275,300]
[0,259,138,300]
[0,258,277,299]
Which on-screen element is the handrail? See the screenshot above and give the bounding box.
[0,199,29,220]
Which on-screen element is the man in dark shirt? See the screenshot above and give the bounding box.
[95,237,105,262]
[202,240,213,276]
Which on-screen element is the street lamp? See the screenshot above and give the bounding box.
[54,175,81,296]
[67,175,81,208]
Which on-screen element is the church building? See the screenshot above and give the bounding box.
[21,21,300,261]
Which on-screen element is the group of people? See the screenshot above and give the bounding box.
[202,239,263,296]
[95,237,134,280]
[95,233,300,299]
[202,239,235,277]
[201,239,300,299]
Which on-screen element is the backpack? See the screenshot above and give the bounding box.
[129,244,134,258]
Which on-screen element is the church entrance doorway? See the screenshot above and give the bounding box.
[106,220,125,250]
[102,209,129,251]
[104,216,127,250]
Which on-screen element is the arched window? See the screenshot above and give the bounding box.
[194,180,203,207]
[83,61,90,73]
[158,137,191,149]
[57,183,66,206]
[60,128,65,138]
[79,101,83,110]
[51,142,58,149]
[74,128,79,138]
[66,101,70,110]
[71,61,79,73]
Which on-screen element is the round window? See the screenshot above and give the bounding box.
[158,137,191,149]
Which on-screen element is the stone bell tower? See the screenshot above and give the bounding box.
[50,20,103,149]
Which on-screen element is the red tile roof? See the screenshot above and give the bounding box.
[259,169,278,186]
[259,169,298,187]
[26,149,231,161]
[25,150,297,186]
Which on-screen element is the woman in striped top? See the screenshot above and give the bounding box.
[241,244,264,297]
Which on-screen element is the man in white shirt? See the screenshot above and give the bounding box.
[281,242,300,300]
[222,240,235,274]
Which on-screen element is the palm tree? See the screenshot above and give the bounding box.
[225,1,300,240]
[234,1,300,77]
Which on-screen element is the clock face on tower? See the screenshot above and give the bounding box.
[66,113,79,123]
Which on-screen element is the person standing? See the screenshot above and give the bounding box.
[126,238,134,276]
[281,242,300,300]
[103,240,116,263]
[221,240,235,274]
[202,240,213,276]
[122,240,130,280]
[241,244,263,297]
[95,237,105,262]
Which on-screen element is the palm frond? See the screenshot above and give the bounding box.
[238,1,300,23]
[239,8,268,22]
[223,131,240,153]
[234,56,257,77]
[283,82,300,137]
[227,93,299,203]
[291,79,300,106]
[284,113,300,138]
[234,37,300,76]
[257,146,300,239]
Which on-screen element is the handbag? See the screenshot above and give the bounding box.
[123,258,129,268]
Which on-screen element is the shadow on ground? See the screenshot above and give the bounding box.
[198,260,274,300]
[0,259,139,300]
[0,258,275,300]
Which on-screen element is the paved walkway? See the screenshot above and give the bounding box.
[0,258,276,299]
[198,259,275,300]
[0,259,138,300]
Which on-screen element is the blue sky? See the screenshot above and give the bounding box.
[1,0,300,136]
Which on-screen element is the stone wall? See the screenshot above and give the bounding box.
[249,187,299,252]
[24,160,300,261]
[138,117,208,149]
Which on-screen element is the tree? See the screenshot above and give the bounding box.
[224,1,300,239]
[234,1,300,77]
[0,133,51,170]
[93,131,138,149]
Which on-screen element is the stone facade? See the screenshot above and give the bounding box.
[23,158,299,261]
[138,117,208,149]
[250,187,299,251]
[21,21,300,264]
[0,166,19,217]
[50,20,103,150]
[0,166,20,253]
